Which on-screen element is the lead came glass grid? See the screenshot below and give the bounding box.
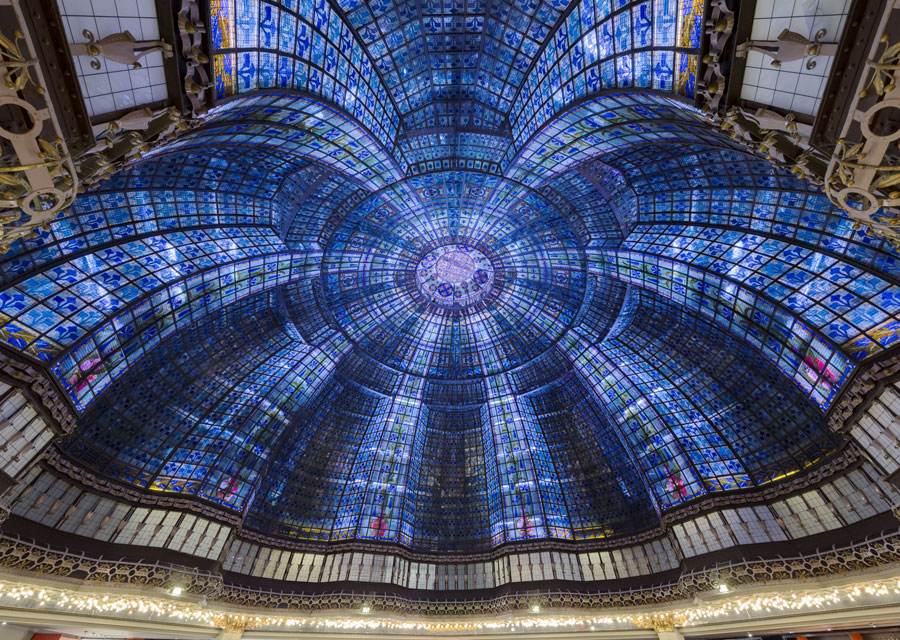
[3,0,896,559]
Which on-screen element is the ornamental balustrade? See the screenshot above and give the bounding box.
[0,0,78,254]
[697,0,900,251]
[0,0,210,255]
[1,529,900,616]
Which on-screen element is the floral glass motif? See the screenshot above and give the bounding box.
[511,0,702,144]
[210,0,401,156]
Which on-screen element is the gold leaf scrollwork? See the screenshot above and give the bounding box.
[80,30,103,70]
[805,28,829,70]
[860,34,900,99]
[0,3,80,252]
[0,29,38,93]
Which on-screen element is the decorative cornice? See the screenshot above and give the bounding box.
[40,451,243,527]
[2,530,900,616]
[29,441,863,567]
[659,447,861,525]
[0,352,75,434]
[829,355,900,432]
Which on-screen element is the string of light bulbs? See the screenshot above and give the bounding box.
[0,577,894,632]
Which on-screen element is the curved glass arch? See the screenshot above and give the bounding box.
[277,166,361,251]
[399,130,514,176]
[0,147,305,286]
[529,369,659,540]
[510,0,704,143]
[506,91,712,186]
[152,93,406,190]
[331,0,573,127]
[210,0,401,154]
[52,252,319,410]
[320,171,588,379]
[591,249,853,409]
[561,286,841,508]
[62,294,349,508]
[0,226,289,360]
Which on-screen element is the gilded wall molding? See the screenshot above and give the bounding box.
[177,0,213,116]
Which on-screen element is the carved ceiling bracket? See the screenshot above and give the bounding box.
[178,0,214,116]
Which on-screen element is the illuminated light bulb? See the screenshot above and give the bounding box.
[531,604,541,613]
[170,587,183,596]
[718,584,730,593]
[361,605,371,614]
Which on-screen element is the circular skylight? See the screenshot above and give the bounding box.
[416,244,494,307]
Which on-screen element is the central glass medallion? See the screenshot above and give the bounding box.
[416,244,494,308]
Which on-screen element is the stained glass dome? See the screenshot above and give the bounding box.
[2,0,899,569]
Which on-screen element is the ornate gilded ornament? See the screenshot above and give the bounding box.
[824,27,900,249]
[0,5,78,252]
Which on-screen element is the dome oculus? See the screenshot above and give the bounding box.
[416,244,494,307]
